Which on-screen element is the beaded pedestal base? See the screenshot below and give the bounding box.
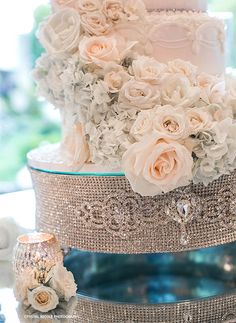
[73,294,236,323]
[29,166,236,254]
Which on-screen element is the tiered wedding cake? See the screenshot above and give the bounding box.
[29,0,236,321]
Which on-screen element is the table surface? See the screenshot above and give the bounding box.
[0,190,35,323]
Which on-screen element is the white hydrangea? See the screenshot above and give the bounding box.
[193,118,236,185]
[33,53,69,108]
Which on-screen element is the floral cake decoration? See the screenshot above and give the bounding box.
[14,256,77,314]
[33,0,236,196]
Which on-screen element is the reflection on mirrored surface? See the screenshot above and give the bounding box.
[1,242,236,322]
[64,242,236,304]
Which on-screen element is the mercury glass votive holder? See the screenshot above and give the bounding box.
[13,232,63,278]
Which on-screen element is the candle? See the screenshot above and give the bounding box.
[13,232,63,278]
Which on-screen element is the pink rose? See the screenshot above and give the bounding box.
[132,56,167,84]
[160,74,200,108]
[122,134,193,196]
[119,79,160,110]
[51,0,78,11]
[81,11,112,35]
[77,0,101,13]
[153,105,188,140]
[79,36,120,66]
[102,0,125,22]
[104,64,130,92]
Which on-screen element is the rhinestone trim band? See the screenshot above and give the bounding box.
[30,168,236,254]
[71,292,236,323]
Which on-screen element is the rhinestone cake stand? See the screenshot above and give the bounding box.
[28,145,236,322]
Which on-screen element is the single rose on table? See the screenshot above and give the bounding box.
[14,263,77,313]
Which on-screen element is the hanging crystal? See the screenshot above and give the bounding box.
[165,190,202,246]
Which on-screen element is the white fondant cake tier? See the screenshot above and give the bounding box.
[27,144,122,174]
[113,12,225,75]
[144,0,207,11]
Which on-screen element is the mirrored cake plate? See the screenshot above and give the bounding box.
[64,243,236,322]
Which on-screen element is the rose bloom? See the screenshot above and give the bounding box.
[168,59,198,84]
[124,0,146,20]
[104,65,130,93]
[153,105,188,140]
[38,8,81,54]
[77,0,101,13]
[197,73,225,104]
[119,79,160,110]
[51,0,78,11]
[49,263,77,301]
[28,286,59,313]
[160,74,200,108]
[102,0,125,22]
[14,269,40,305]
[61,123,90,169]
[186,107,213,134]
[122,134,193,196]
[132,56,167,84]
[130,110,153,140]
[81,11,112,35]
[79,36,120,66]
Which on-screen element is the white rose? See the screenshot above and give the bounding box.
[153,105,188,140]
[81,11,112,35]
[14,268,40,305]
[104,65,130,93]
[122,134,193,196]
[186,107,213,134]
[160,74,200,108]
[49,263,77,301]
[28,286,59,313]
[130,110,153,140]
[119,79,160,110]
[61,123,90,169]
[197,73,225,104]
[38,8,81,54]
[131,56,167,84]
[124,0,146,20]
[79,36,120,66]
[102,0,125,22]
[168,59,198,84]
[77,0,101,13]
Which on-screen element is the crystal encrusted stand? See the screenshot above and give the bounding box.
[28,146,236,322]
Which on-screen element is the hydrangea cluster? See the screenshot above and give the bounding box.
[33,0,236,196]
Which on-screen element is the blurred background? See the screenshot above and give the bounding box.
[0,0,235,194]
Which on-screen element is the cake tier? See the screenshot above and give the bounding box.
[28,146,236,254]
[144,0,207,11]
[113,11,225,75]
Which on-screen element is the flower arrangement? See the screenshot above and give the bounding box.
[14,254,77,314]
[33,0,236,196]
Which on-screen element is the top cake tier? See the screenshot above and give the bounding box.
[144,0,207,11]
